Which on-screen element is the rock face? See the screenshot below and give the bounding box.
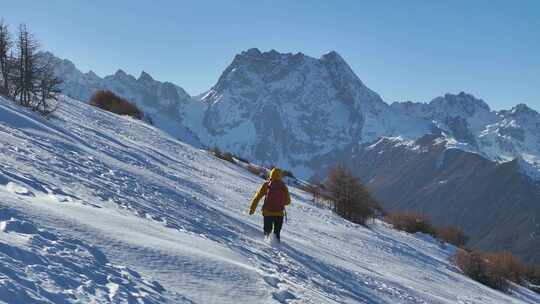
[50,48,540,262]
[198,49,373,174]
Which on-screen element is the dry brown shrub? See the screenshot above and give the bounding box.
[385,212,434,235]
[324,165,380,225]
[453,249,490,284]
[209,146,235,163]
[436,226,468,247]
[89,90,143,119]
[221,152,235,163]
[452,249,528,291]
[486,251,527,284]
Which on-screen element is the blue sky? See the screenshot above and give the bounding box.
[2,0,539,111]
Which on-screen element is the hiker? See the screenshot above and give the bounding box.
[249,168,291,241]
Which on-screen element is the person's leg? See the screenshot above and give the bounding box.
[273,216,284,240]
[263,216,272,238]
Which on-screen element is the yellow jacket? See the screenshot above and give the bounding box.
[249,168,291,216]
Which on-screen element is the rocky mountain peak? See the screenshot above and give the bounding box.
[115,69,127,76]
[80,70,101,84]
[138,71,155,83]
[430,92,491,116]
[497,103,540,126]
[261,49,282,60]
[236,48,297,61]
[498,103,540,133]
[243,47,262,57]
[511,103,538,116]
[209,48,382,110]
[85,70,99,78]
[320,50,346,65]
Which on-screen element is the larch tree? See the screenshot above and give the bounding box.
[34,54,62,114]
[10,23,62,115]
[0,18,13,97]
[324,164,380,225]
[14,23,40,107]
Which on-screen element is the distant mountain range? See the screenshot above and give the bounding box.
[47,49,540,263]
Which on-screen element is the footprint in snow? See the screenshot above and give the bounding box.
[262,275,298,303]
[5,182,34,196]
[263,275,281,288]
[272,289,297,303]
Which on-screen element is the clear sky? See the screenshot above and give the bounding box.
[2,0,539,111]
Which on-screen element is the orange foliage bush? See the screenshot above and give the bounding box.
[90,90,143,120]
[436,226,468,247]
[385,212,434,235]
[453,249,528,291]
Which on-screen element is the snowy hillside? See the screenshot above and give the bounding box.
[1,96,539,303]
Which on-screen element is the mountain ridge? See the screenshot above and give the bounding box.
[47,48,540,180]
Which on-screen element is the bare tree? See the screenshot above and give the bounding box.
[9,23,62,115]
[14,23,41,107]
[325,164,380,225]
[34,54,62,114]
[0,18,12,97]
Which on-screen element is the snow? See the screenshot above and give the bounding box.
[0,216,168,303]
[0,95,539,303]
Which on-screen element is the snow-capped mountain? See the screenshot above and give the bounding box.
[201,49,540,179]
[1,95,539,303]
[183,49,431,177]
[392,93,540,174]
[184,49,540,181]
[48,49,540,181]
[193,49,375,176]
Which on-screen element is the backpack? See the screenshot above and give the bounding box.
[262,180,287,212]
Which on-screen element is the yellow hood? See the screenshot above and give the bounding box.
[269,168,282,181]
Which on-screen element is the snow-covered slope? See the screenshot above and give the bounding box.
[1,96,539,303]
